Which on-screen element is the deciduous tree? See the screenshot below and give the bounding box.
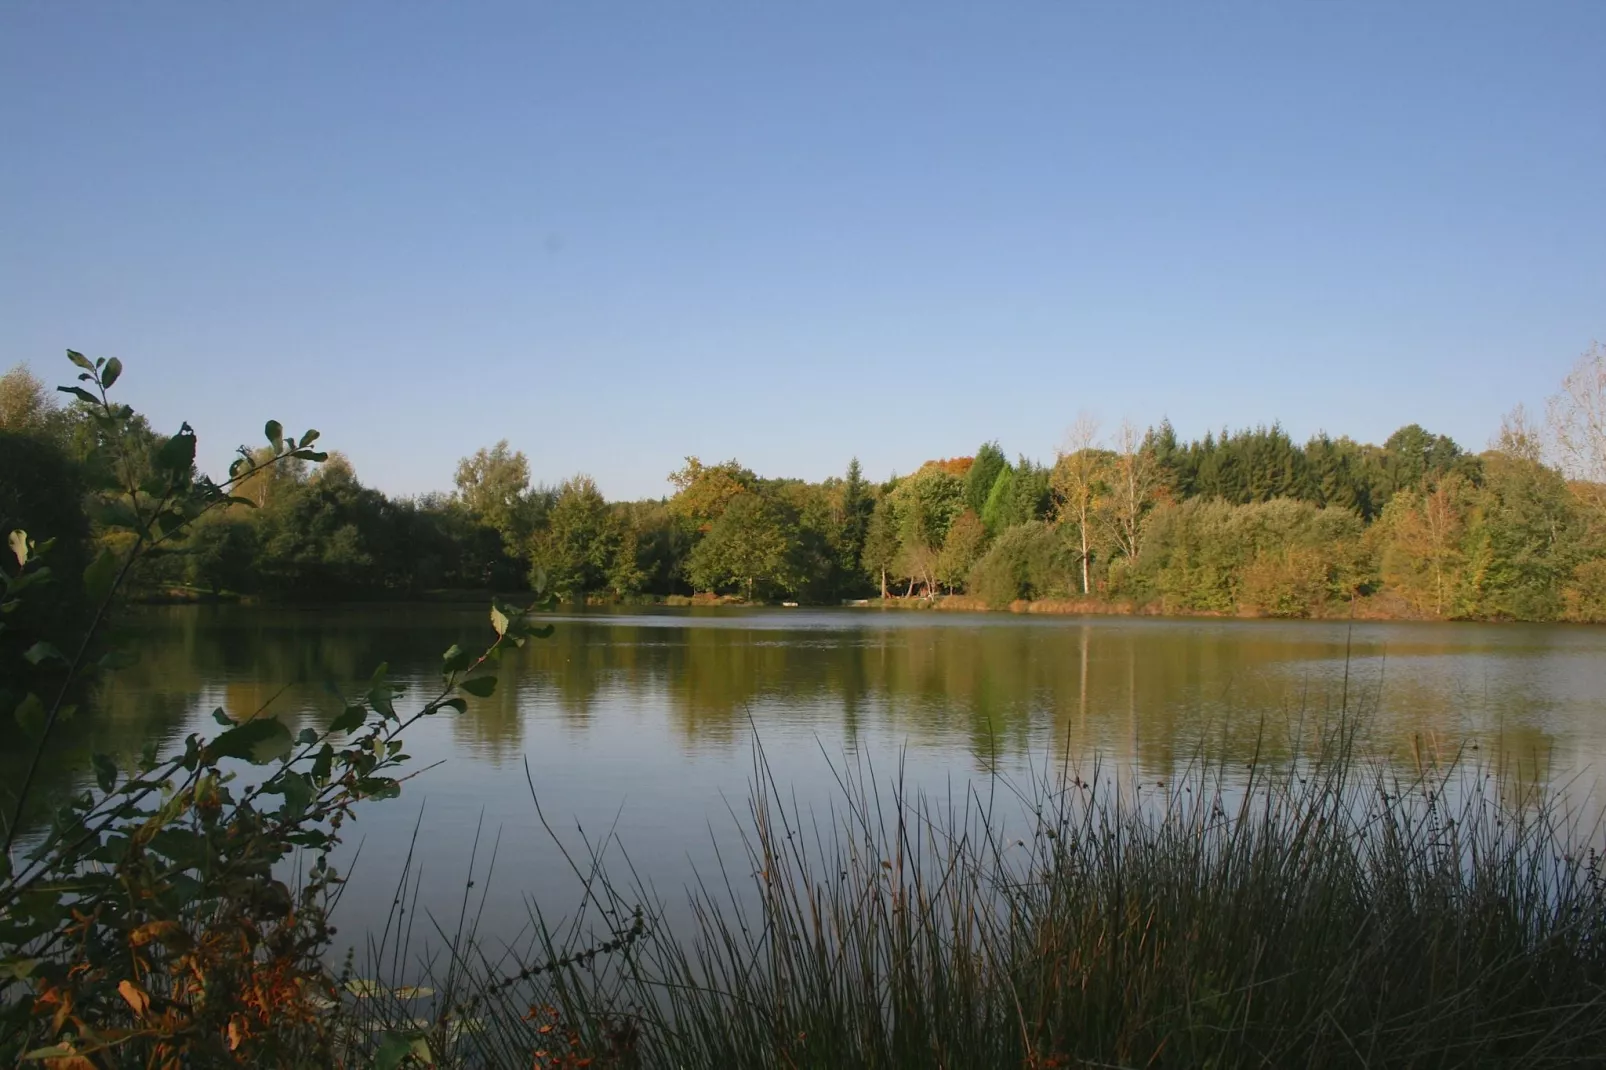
[685,491,793,601]
[1051,415,1106,595]
[861,499,899,600]
[1100,420,1162,562]
[454,440,534,546]
[1548,342,1606,491]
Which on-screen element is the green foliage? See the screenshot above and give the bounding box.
[936,510,988,592]
[183,512,259,595]
[1378,423,1473,500]
[967,521,1076,606]
[979,463,1015,535]
[0,366,71,442]
[964,441,1008,516]
[667,457,756,530]
[452,439,536,549]
[528,476,622,600]
[685,492,794,600]
[0,432,90,705]
[614,500,692,597]
[1133,498,1366,615]
[838,457,872,578]
[1301,433,1375,517]
[0,352,557,1066]
[860,499,899,598]
[8,353,1600,620]
[1456,453,1579,619]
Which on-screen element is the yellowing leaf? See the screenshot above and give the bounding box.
[118,978,150,1017]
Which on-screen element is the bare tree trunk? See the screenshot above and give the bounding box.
[879,567,888,600]
[1080,524,1090,595]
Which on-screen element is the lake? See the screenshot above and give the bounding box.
[44,604,1606,953]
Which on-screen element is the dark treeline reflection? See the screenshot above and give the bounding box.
[56,607,1590,809]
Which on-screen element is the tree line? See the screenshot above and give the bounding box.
[4,344,1606,621]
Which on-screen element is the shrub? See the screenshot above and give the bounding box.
[966,521,1074,607]
[0,353,557,1066]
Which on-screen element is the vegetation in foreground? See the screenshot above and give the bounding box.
[6,344,1606,621]
[455,728,1606,1069]
[4,353,1606,1068]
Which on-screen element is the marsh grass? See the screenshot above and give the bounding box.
[347,718,1606,1069]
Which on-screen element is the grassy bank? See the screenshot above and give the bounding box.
[855,591,1458,622]
[351,725,1606,1068]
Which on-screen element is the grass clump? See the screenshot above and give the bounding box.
[400,725,1606,1069]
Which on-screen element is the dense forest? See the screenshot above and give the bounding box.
[4,345,1606,622]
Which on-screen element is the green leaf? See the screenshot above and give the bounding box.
[56,385,98,406]
[330,704,367,734]
[370,685,401,717]
[297,727,319,745]
[101,356,122,389]
[490,604,510,637]
[311,742,333,781]
[83,548,118,603]
[155,424,197,474]
[91,752,117,794]
[265,419,284,453]
[299,429,320,448]
[434,697,467,715]
[206,717,294,765]
[0,957,38,980]
[8,530,27,568]
[67,349,94,371]
[441,643,472,675]
[356,778,401,800]
[459,675,497,698]
[13,693,45,738]
[22,641,65,666]
[22,1044,80,1061]
[212,707,235,727]
[278,771,313,819]
[294,449,329,463]
[374,1031,429,1070]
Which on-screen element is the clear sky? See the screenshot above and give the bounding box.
[2,3,1602,500]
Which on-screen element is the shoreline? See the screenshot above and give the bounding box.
[132,587,1594,626]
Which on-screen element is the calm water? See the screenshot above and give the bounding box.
[45,605,1606,949]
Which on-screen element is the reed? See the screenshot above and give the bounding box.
[351,718,1606,1068]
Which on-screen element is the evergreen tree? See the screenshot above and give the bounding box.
[980,464,1016,535]
[839,457,872,577]
[964,441,1008,516]
[1145,419,1185,498]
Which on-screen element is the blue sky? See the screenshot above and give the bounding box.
[2,3,1602,499]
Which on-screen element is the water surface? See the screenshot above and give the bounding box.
[48,605,1606,947]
